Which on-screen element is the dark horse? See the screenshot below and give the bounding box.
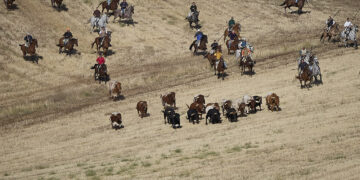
[97,0,119,14]
[92,34,111,56]
[280,0,308,14]
[215,58,226,80]
[189,35,208,55]
[19,39,38,57]
[296,65,312,88]
[239,48,255,75]
[51,0,63,9]
[226,37,239,54]
[57,38,78,55]
[92,64,109,84]
[186,11,200,29]
[204,45,222,71]
[4,0,15,9]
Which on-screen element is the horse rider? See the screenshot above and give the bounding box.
[326,16,335,32]
[239,38,247,49]
[120,0,128,17]
[195,29,203,47]
[95,53,107,73]
[188,2,198,19]
[63,28,73,46]
[299,47,307,60]
[93,8,101,18]
[214,49,227,69]
[107,0,111,7]
[210,40,218,54]
[344,18,353,38]
[99,26,108,46]
[228,17,235,32]
[24,33,33,48]
[228,30,237,48]
[295,0,299,6]
[298,58,308,75]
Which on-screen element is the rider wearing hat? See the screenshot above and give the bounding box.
[228,17,235,31]
[326,16,335,32]
[195,29,203,46]
[63,28,73,46]
[120,0,128,17]
[210,40,218,54]
[95,52,107,73]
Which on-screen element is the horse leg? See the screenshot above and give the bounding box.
[222,71,224,80]
[59,47,62,54]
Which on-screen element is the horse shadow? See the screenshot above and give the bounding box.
[141,113,151,118]
[191,24,202,30]
[63,49,80,56]
[290,10,311,15]
[104,50,115,57]
[118,20,138,26]
[54,4,68,12]
[23,55,43,64]
[238,114,247,118]
[242,71,256,76]
[194,51,207,56]
[217,72,229,79]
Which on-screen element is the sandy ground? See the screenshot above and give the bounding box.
[0,0,359,179]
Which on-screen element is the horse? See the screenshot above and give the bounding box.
[51,0,63,9]
[19,39,38,57]
[296,65,312,88]
[215,58,226,80]
[92,32,111,55]
[113,5,134,24]
[189,35,208,55]
[226,37,239,54]
[4,0,15,9]
[93,64,109,84]
[224,23,241,42]
[97,0,119,14]
[340,25,358,49]
[280,0,307,14]
[204,45,221,70]
[90,14,108,32]
[239,49,255,75]
[320,23,340,42]
[308,55,322,84]
[57,38,78,55]
[186,11,200,29]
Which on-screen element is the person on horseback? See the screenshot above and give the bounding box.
[228,30,237,48]
[95,52,107,73]
[120,0,128,17]
[214,49,227,69]
[239,38,247,49]
[298,58,308,76]
[93,8,101,18]
[326,16,335,32]
[195,29,203,47]
[210,40,218,54]
[228,17,235,32]
[299,47,307,60]
[344,18,353,38]
[63,28,73,46]
[99,26,110,47]
[24,33,33,48]
[188,2,198,19]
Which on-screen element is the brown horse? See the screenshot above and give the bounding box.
[224,23,241,42]
[57,38,78,55]
[239,48,254,75]
[296,65,312,88]
[215,58,226,80]
[189,35,208,55]
[51,0,63,9]
[226,37,239,54]
[320,23,340,42]
[204,45,221,70]
[92,36,111,56]
[97,0,119,14]
[4,0,15,9]
[19,39,38,57]
[280,0,307,14]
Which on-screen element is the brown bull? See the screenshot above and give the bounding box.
[109,81,122,100]
[187,102,204,119]
[160,92,176,108]
[221,100,232,116]
[136,101,148,118]
[266,93,280,111]
[110,112,123,130]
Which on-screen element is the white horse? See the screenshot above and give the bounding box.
[340,25,358,49]
[308,56,322,83]
[90,14,108,32]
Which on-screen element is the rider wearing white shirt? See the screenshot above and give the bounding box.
[344,18,353,28]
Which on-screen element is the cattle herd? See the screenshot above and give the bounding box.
[110,92,280,130]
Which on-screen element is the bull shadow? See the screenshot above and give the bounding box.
[62,49,80,56]
[23,55,43,64]
[237,114,247,118]
[290,10,311,15]
[242,71,256,76]
[53,4,68,12]
[113,95,125,101]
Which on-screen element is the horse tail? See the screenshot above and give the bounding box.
[280,1,286,6]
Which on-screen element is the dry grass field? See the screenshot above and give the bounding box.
[0,0,360,179]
